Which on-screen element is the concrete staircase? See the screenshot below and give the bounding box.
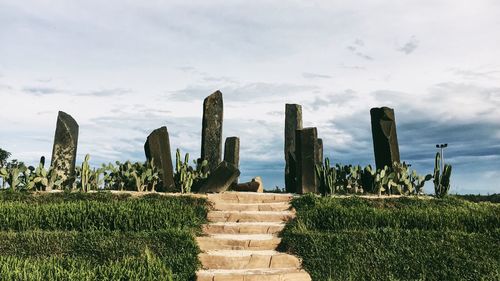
[196,192,312,281]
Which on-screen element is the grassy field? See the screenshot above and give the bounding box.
[0,190,209,281]
[280,194,500,281]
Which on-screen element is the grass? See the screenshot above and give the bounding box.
[281,194,500,281]
[0,190,209,281]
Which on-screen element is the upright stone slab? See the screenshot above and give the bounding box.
[50,111,79,188]
[144,126,175,191]
[198,161,240,193]
[201,91,223,172]
[295,127,319,194]
[284,104,303,193]
[316,138,323,165]
[223,137,240,185]
[370,107,401,170]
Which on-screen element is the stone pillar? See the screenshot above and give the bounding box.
[50,111,79,188]
[198,161,241,193]
[284,104,303,193]
[295,127,318,194]
[144,126,175,192]
[370,107,401,170]
[315,138,323,165]
[201,91,223,172]
[224,137,240,185]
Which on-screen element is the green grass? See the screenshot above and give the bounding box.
[281,194,500,281]
[0,192,208,232]
[0,251,173,281]
[0,190,209,281]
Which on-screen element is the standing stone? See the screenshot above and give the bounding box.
[315,138,323,165]
[50,111,79,188]
[198,161,240,193]
[370,107,401,170]
[144,126,175,192]
[224,137,240,185]
[295,127,319,194]
[201,91,223,172]
[284,104,303,193]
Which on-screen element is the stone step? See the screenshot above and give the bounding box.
[203,222,286,235]
[196,268,312,281]
[212,202,291,212]
[197,234,281,251]
[208,192,294,204]
[208,211,295,223]
[199,250,301,270]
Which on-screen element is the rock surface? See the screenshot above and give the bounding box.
[196,192,312,281]
[144,126,175,191]
[224,137,240,185]
[50,111,79,188]
[284,104,303,193]
[201,91,224,172]
[198,161,240,193]
[370,107,401,169]
[295,127,319,194]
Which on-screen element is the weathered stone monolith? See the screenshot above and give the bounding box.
[370,107,401,170]
[316,138,323,165]
[50,111,79,188]
[295,127,319,194]
[201,91,223,172]
[144,126,175,191]
[284,104,303,193]
[198,161,240,193]
[223,136,240,185]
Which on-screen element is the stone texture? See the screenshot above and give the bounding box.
[203,222,285,235]
[208,192,293,204]
[50,111,79,188]
[144,126,175,191]
[370,107,401,170]
[284,104,303,193]
[233,177,263,193]
[208,211,295,223]
[295,127,319,194]
[224,137,240,185]
[316,138,323,165]
[211,202,290,212]
[202,91,224,172]
[198,161,241,193]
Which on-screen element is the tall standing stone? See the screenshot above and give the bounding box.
[224,137,240,185]
[315,138,323,165]
[284,104,303,193]
[50,111,79,188]
[144,126,175,191]
[370,107,401,170]
[201,91,223,172]
[295,127,319,194]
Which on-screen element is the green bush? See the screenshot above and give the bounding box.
[0,250,173,281]
[290,195,500,233]
[0,230,199,280]
[0,192,208,232]
[281,229,500,281]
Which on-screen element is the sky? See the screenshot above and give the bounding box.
[0,0,499,194]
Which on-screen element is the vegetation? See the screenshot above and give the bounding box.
[315,159,432,196]
[434,151,453,198]
[0,191,208,280]
[0,147,11,167]
[281,194,500,281]
[174,149,209,193]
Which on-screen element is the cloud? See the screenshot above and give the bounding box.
[449,68,500,80]
[302,72,332,79]
[398,36,419,54]
[77,88,131,97]
[347,39,374,60]
[23,86,61,96]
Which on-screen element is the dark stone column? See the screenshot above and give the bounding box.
[198,161,240,193]
[295,127,319,194]
[50,111,79,188]
[370,107,401,170]
[284,104,303,193]
[316,138,323,165]
[201,90,223,172]
[144,126,175,191]
[224,136,240,185]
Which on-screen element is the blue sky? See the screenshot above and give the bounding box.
[0,0,499,194]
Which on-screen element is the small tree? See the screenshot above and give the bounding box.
[0,148,11,167]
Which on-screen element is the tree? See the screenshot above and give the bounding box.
[0,148,11,167]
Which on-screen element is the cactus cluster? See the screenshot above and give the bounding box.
[434,152,452,198]
[174,149,209,193]
[315,159,432,196]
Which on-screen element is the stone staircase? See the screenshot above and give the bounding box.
[196,192,312,281]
